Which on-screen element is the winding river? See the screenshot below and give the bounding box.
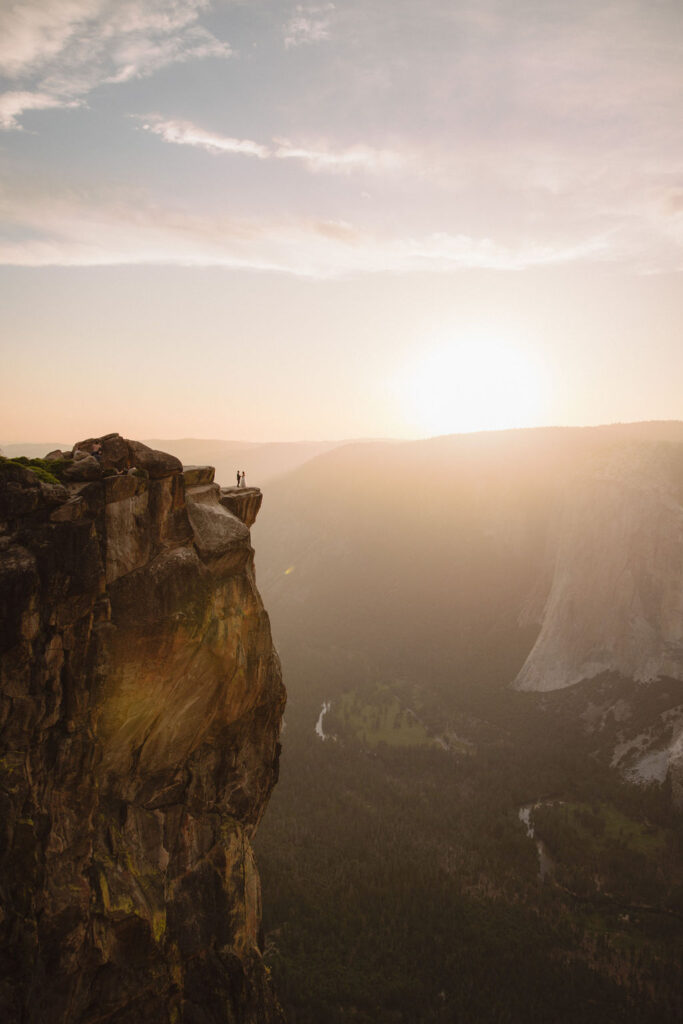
[315,701,332,741]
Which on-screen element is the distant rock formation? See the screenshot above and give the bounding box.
[515,442,683,692]
[513,442,683,800]
[0,434,285,1023]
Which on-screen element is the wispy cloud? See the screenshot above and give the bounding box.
[283,3,334,49]
[0,90,82,130]
[0,0,100,78]
[273,139,403,173]
[137,116,405,175]
[1,2,680,275]
[0,182,612,277]
[0,0,231,130]
[139,117,270,158]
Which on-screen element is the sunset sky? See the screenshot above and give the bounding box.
[1,0,681,444]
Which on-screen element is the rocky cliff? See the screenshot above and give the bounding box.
[513,441,683,800]
[0,434,286,1023]
[515,442,683,691]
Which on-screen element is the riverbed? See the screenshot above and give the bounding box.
[315,701,332,740]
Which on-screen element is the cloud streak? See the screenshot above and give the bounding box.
[0,0,230,130]
[140,117,270,158]
[138,116,405,174]
[1,2,680,274]
[0,183,612,277]
[273,138,403,173]
[0,90,82,130]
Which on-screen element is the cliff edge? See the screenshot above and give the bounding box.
[0,434,286,1023]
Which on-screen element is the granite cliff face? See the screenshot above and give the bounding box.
[0,434,285,1023]
[513,442,683,800]
[515,443,683,693]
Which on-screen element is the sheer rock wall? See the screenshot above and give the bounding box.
[0,434,285,1023]
[515,443,683,693]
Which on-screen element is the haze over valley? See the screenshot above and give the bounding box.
[250,422,683,1021]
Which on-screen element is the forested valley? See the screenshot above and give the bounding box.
[255,643,683,1023]
[252,429,683,1022]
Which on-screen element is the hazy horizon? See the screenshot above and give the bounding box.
[4,416,683,451]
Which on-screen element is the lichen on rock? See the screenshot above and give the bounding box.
[0,434,286,1024]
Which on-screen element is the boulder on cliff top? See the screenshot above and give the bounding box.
[182,465,216,488]
[62,454,103,481]
[74,433,129,470]
[68,433,183,479]
[126,439,182,478]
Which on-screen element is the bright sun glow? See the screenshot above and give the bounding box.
[396,331,548,436]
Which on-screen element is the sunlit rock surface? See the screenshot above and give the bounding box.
[516,443,683,692]
[0,434,285,1024]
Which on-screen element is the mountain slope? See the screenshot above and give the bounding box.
[145,438,347,488]
[254,423,683,780]
[251,423,683,1023]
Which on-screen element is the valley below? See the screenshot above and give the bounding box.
[251,424,683,1023]
[255,662,683,1023]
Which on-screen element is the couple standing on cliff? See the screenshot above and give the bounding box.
[236,470,246,488]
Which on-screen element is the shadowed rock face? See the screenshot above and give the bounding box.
[0,435,285,1024]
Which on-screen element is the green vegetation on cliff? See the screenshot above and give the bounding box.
[0,455,62,484]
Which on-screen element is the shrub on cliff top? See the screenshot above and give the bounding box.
[0,456,61,485]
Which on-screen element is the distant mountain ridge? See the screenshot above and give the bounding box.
[147,437,401,486]
[6,421,683,480]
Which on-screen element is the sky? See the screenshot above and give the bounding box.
[0,0,681,444]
